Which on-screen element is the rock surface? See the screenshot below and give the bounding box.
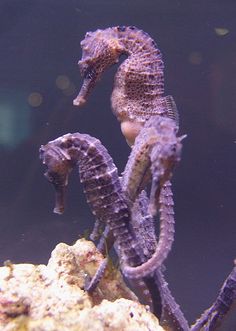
[0,239,165,330]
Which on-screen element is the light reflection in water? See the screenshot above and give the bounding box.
[28,92,43,107]
[0,90,30,149]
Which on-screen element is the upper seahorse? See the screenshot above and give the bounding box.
[73,26,178,144]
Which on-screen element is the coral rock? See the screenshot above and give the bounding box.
[0,239,165,330]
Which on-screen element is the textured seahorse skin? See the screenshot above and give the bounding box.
[121,116,182,212]
[155,268,190,331]
[130,188,189,330]
[40,133,142,267]
[74,26,178,124]
[122,181,175,279]
[131,190,156,260]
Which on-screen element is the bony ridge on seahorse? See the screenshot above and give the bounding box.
[73,26,179,145]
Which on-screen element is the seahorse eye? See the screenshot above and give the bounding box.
[44,171,54,183]
[44,170,64,187]
[171,145,176,153]
[86,68,96,79]
[79,61,96,80]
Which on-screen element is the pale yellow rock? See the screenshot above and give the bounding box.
[76,299,164,331]
[0,239,165,331]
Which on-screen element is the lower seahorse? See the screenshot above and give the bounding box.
[73,26,178,145]
[39,133,143,268]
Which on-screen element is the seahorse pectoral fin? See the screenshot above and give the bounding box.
[164,95,179,130]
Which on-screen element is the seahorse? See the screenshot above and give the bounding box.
[39,133,143,268]
[73,26,178,145]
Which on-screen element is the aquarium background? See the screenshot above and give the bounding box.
[0,0,235,329]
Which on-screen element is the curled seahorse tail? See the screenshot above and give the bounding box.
[84,258,108,293]
[122,181,175,279]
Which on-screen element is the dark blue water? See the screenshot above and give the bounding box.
[0,1,235,329]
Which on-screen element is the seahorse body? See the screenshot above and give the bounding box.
[39,133,142,267]
[74,26,178,144]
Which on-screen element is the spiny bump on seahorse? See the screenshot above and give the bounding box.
[73,25,179,145]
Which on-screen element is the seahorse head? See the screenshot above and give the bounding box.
[149,117,184,169]
[73,28,123,107]
[39,143,72,214]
